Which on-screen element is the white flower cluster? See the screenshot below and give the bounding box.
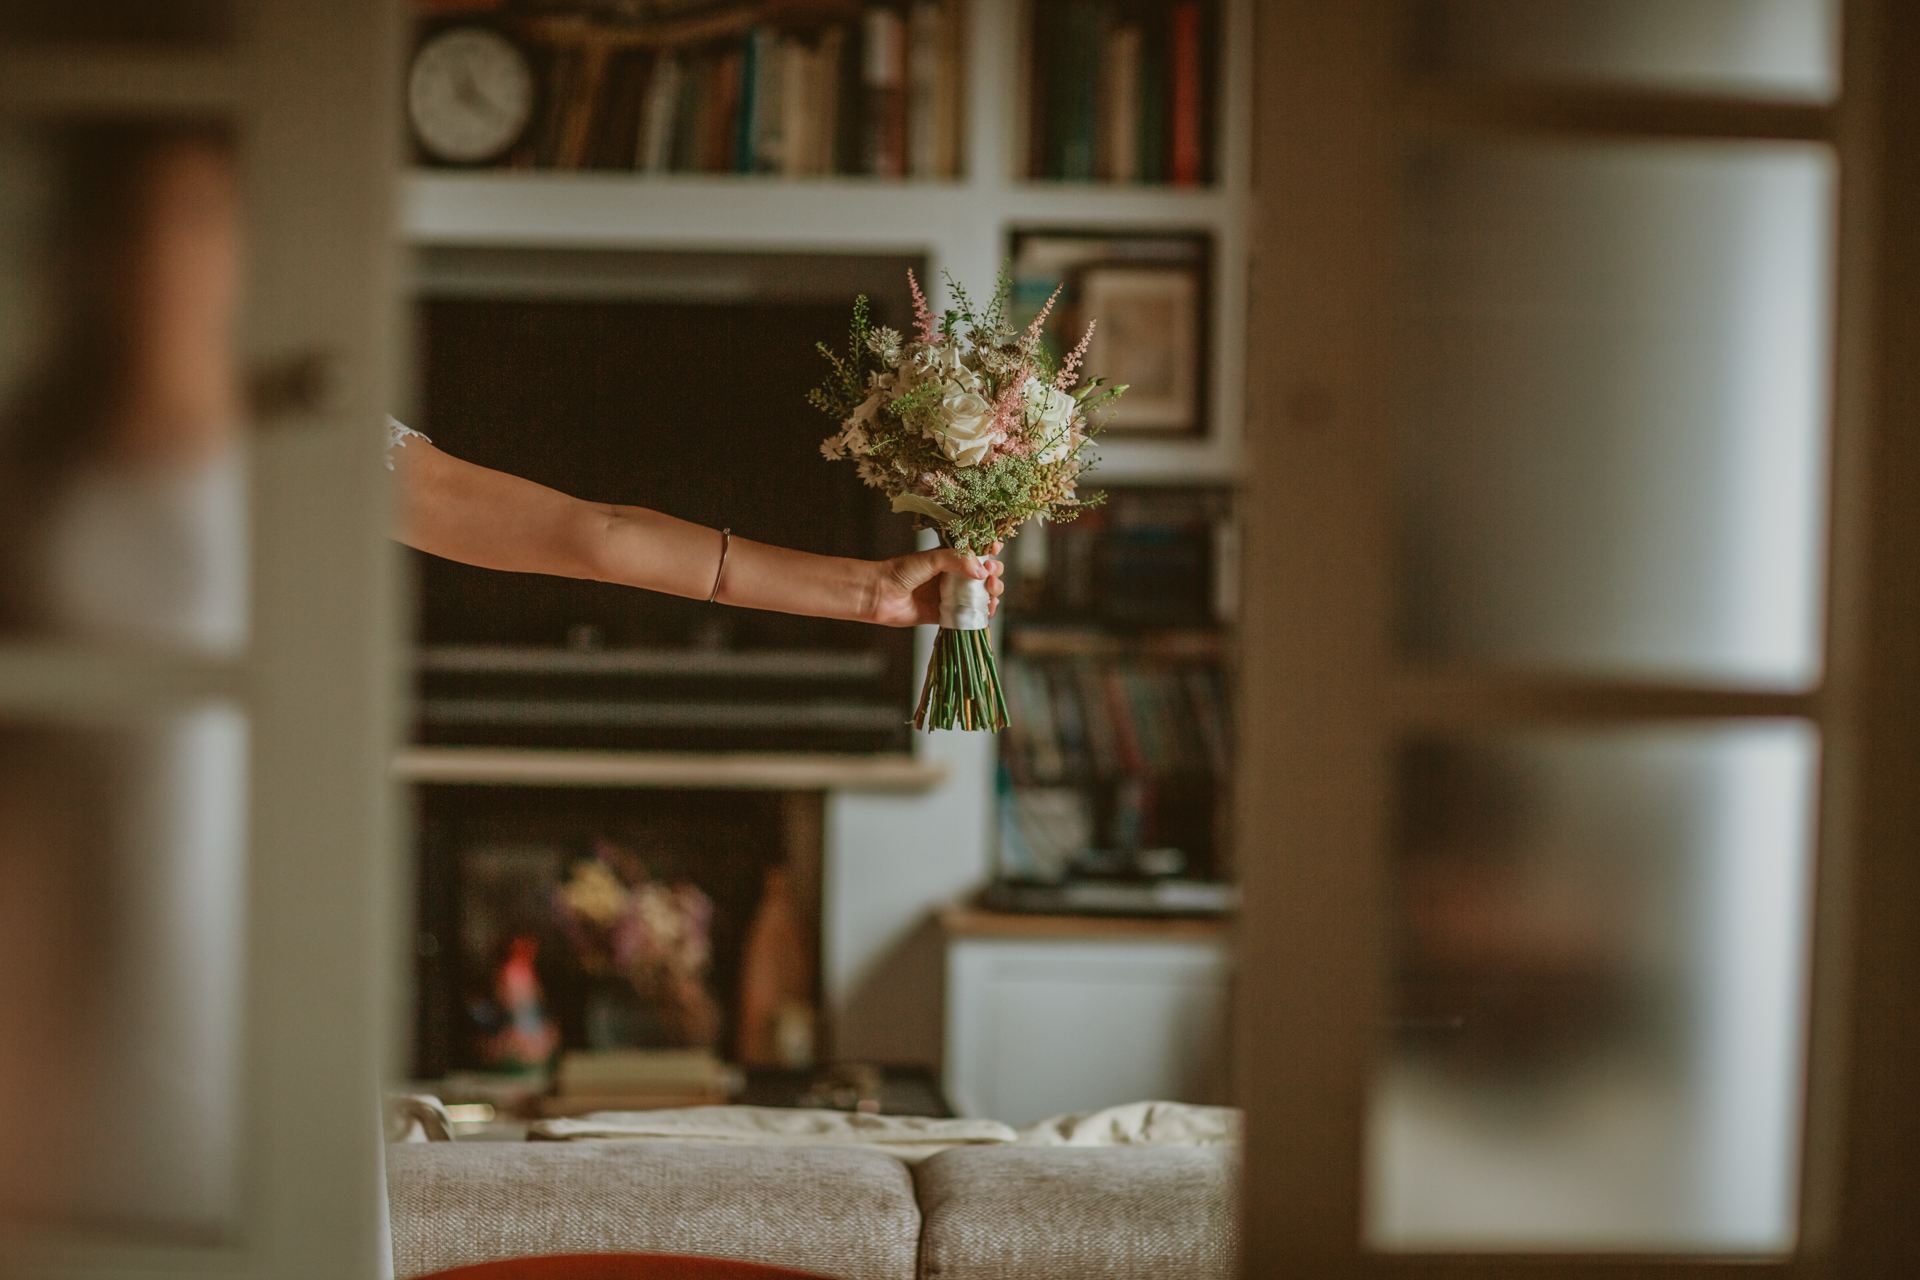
[818,325,1086,486]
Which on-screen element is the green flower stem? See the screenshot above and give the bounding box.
[913,625,1007,733]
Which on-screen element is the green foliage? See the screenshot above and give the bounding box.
[807,294,878,421]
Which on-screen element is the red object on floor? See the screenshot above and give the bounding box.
[418,1255,830,1280]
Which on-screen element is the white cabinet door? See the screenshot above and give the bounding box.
[944,938,1229,1126]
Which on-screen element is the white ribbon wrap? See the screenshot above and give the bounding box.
[939,572,992,631]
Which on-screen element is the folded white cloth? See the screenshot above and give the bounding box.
[530,1105,1017,1163]
[1013,1100,1240,1148]
[530,1099,1241,1163]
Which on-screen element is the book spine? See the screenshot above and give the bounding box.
[1051,666,1092,781]
[1136,10,1167,183]
[671,51,706,172]
[1027,0,1054,176]
[531,48,578,168]
[1059,0,1104,181]
[1169,0,1203,185]
[1104,665,1146,776]
[934,0,960,176]
[707,47,743,173]
[735,28,766,173]
[1184,668,1230,777]
[907,0,943,178]
[592,51,648,170]
[1102,23,1140,181]
[554,43,612,170]
[862,7,906,177]
[815,25,848,175]
[778,36,810,176]
[639,53,682,172]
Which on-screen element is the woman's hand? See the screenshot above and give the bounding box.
[866,543,1005,628]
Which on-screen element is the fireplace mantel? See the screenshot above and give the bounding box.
[395,747,946,793]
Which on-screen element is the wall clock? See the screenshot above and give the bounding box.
[408,25,535,164]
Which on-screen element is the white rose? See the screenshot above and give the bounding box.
[1023,377,1078,463]
[930,384,996,467]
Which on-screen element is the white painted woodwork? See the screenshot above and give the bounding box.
[944,934,1230,1126]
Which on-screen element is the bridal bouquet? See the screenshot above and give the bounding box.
[813,270,1119,731]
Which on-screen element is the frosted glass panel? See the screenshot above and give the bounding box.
[1394,141,1833,687]
[0,121,247,652]
[1367,724,1815,1252]
[0,706,248,1237]
[1413,0,1838,101]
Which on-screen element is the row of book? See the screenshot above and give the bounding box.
[1006,497,1230,626]
[1028,0,1213,184]
[1001,658,1230,786]
[504,3,961,176]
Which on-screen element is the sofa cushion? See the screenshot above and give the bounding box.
[387,1141,921,1280]
[913,1147,1236,1280]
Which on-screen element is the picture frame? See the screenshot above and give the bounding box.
[1077,263,1201,432]
[1007,228,1212,438]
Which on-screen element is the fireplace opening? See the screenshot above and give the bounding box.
[411,784,822,1083]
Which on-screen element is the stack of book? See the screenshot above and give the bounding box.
[535,1047,735,1117]
[465,2,963,176]
[1026,0,1213,184]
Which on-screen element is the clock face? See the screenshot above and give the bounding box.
[408,26,535,164]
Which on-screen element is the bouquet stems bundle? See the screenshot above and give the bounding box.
[912,532,1011,732]
[812,269,1122,732]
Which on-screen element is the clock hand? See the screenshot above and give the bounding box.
[453,68,508,121]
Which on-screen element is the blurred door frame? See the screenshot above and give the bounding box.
[1238,0,1920,1275]
[0,1,406,1276]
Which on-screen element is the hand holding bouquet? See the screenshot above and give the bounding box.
[814,270,1120,731]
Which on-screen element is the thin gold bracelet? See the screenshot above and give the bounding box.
[707,527,731,604]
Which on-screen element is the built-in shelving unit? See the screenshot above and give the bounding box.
[401,0,1251,485]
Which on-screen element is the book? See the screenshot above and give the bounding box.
[707,46,743,173]
[1100,21,1140,182]
[862,6,907,176]
[777,35,812,175]
[596,51,653,170]
[1054,0,1103,180]
[1169,1,1203,185]
[639,52,682,171]
[531,47,583,168]
[1136,10,1168,183]
[907,0,953,178]
[554,43,613,169]
[736,26,772,172]
[1072,663,1119,779]
[816,25,850,174]
[671,48,706,171]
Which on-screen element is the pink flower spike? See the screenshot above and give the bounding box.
[1056,318,1096,390]
[908,269,940,345]
[1025,284,1063,344]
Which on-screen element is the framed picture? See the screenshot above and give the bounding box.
[1007,228,1211,437]
[1078,264,1200,432]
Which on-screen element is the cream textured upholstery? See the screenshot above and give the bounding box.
[385,1140,921,1280]
[913,1147,1237,1280]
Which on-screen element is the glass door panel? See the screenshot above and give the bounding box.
[1367,722,1817,1252]
[1410,0,1839,101]
[0,119,250,1242]
[1393,139,1834,688]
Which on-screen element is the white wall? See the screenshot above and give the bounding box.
[822,620,996,1066]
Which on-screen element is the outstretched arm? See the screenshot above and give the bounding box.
[391,435,1001,627]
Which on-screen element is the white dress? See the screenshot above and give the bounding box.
[34,449,249,1234]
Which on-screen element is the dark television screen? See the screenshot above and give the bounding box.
[409,250,922,753]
